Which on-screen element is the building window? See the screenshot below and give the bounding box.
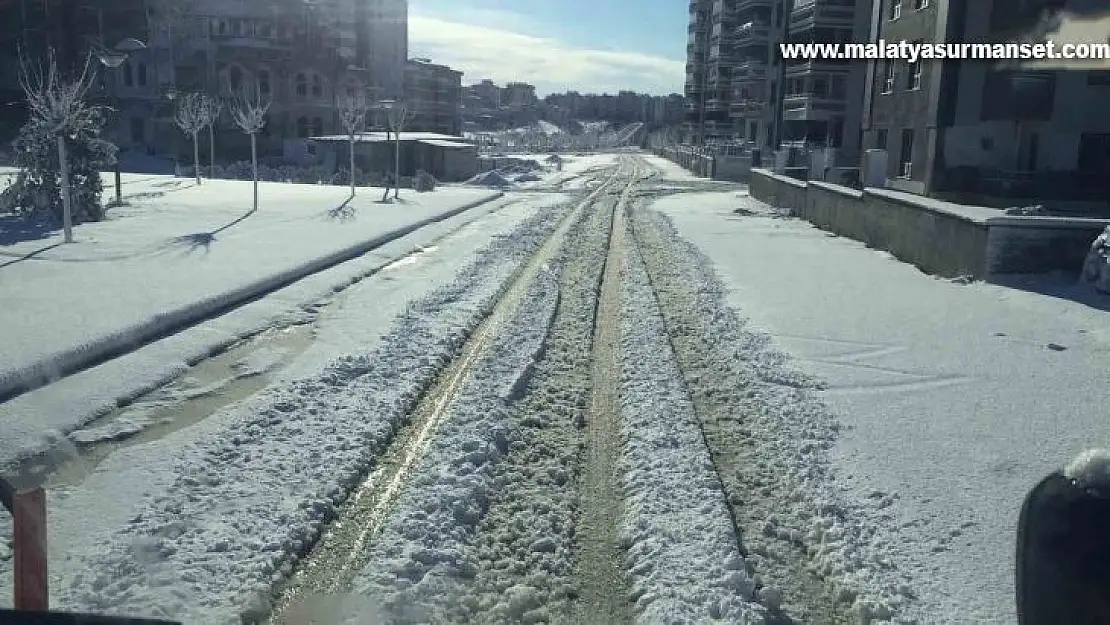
[229,66,243,91]
[296,116,309,137]
[915,0,929,8]
[130,117,144,143]
[1088,70,1110,85]
[257,69,271,96]
[295,72,307,97]
[311,74,323,98]
[890,0,902,19]
[1078,133,1110,173]
[831,74,846,98]
[899,129,914,178]
[883,61,896,93]
[312,117,324,135]
[812,76,828,97]
[124,63,134,87]
[909,60,922,90]
[137,63,148,87]
[875,128,888,150]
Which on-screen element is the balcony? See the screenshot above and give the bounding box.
[705,97,730,112]
[729,99,766,118]
[733,59,768,80]
[735,0,774,11]
[789,0,857,32]
[781,93,846,120]
[735,19,770,46]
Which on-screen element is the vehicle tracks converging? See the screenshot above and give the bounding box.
[266,164,627,623]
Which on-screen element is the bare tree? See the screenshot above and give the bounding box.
[336,92,368,197]
[18,48,102,243]
[173,93,214,185]
[230,88,271,213]
[202,95,223,175]
[378,100,415,202]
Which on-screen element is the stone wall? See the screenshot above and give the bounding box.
[750,168,1110,279]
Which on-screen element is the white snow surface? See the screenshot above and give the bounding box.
[619,241,766,624]
[653,190,1110,624]
[0,198,570,621]
[0,176,501,400]
[0,194,541,471]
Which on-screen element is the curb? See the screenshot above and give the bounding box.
[0,192,506,402]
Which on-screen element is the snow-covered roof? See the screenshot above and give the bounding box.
[419,139,474,149]
[310,132,471,143]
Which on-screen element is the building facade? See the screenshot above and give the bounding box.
[404,58,462,136]
[685,0,872,152]
[1,0,409,164]
[863,0,1110,201]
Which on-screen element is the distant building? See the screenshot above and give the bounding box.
[501,82,537,109]
[863,0,1110,201]
[404,58,462,136]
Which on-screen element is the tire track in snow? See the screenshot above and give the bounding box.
[266,166,625,623]
[563,162,637,625]
[629,193,916,624]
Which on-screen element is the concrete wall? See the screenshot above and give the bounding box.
[750,168,1110,278]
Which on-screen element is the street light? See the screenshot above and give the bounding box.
[94,37,147,206]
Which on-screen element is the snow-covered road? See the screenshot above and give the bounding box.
[2,152,1106,624]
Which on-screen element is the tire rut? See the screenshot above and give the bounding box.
[629,193,855,625]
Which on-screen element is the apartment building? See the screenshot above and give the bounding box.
[0,0,409,163]
[728,0,779,147]
[863,0,1110,201]
[780,0,872,158]
[685,0,872,151]
[404,58,462,136]
[683,0,739,142]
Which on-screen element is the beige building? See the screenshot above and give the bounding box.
[404,58,463,136]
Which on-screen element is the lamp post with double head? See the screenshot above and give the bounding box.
[94,37,147,206]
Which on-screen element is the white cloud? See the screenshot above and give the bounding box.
[409,14,685,95]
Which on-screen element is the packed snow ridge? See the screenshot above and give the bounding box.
[49,202,571,623]
[619,238,767,623]
[633,207,921,624]
[342,262,561,624]
[1082,225,1110,293]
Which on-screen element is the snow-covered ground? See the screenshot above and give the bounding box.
[0,194,574,620]
[651,190,1110,623]
[0,177,500,401]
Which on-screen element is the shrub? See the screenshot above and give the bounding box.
[414,170,437,192]
[9,109,114,223]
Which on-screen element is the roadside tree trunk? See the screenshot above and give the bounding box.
[57,135,73,243]
[192,130,201,185]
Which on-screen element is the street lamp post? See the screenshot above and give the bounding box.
[94,37,147,206]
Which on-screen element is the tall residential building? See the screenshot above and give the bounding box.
[779,0,873,158]
[684,0,737,143]
[404,57,462,135]
[863,0,1110,201]
[366,0,408,99]
[685,0,872,152]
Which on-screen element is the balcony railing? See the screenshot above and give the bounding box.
[736,20,770,45]
[781,93,847,120]
[790,0,857,31]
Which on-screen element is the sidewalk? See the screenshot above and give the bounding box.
[653,190,1110,623]
[0,176,501,400]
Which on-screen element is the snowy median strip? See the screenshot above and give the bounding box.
[619,236,767,624]
[41,203,564,622]
[0,190,503,402]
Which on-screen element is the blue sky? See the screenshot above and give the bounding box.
[409,0,687,96]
